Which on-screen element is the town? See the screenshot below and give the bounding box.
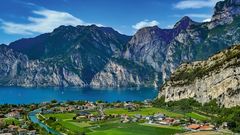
[0,99,234,135]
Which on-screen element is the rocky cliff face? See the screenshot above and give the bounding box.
[90,59,159,87]
[90,61,141,87]
[124,0,240,85]
[13,61,86,87]
[209,0,240,28]
[0,45,85,87]
[0,45,28,85]
[159,45,240,108]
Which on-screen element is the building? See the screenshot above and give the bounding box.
[78,111,91,116]
[163,118,175,123]
[114,103,123,108]
[84,103,96,110]
[145,116,154,121]
[5,111,20,119]
[186,124,215,131]
[8,125,19,132]
[153,113,165,121]
[124,103,138,111]
[199,124,215,131]
[134,114,142,119]
[27,130,36,135]
[66,106,75,112]
[143,99,152,107]
[186,124,201,131]
[18,129,27,135]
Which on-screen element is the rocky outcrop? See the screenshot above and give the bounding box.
[90,61,141,87]
[159,45,240,108]
[90,60,159,87]
[209,0,240,28]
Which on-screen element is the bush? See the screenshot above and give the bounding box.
[153,96,166,107]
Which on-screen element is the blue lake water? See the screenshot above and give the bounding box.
[0,87,158,104]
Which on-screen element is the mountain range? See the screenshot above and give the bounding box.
[1,0,240,88]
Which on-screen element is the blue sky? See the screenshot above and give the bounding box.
[0,0,222,44]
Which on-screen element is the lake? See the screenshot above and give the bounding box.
[0,87,158,104]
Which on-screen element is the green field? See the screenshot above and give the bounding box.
[44,111,184,135]
[58,120,91,133]
[3,118,20,125]
[44,113,75,120]
[44,113,92,133]
[104,107,184,118]
[186,112,210,121]
[88,123,183,135]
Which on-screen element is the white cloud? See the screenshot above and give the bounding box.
[0,9,101,35]
[167,25,174,29]
[174,0,222,9]
[132,20,159,30]
[186,14,213,22]
[202,18,212,22]
[184,14,212,22]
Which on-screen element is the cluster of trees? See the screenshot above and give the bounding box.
[153,97,201,113]
[214,106,240,132]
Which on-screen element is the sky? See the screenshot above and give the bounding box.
[0,0,222,44]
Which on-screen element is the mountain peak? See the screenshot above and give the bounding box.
[173,16,195,30]
[132,25,161,40]
[0,44,7,46]
[0,44,8,50]
[137,25,160,32]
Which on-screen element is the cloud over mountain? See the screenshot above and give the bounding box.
[1,9,90,35]
[132,20,159,30]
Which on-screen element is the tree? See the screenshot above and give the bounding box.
[0,119,5,129]
[201,99,220,114]
[153,96,166,107]
[51,99,58,104]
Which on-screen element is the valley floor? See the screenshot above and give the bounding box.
[0,99,236,135]
[34,101,220,135]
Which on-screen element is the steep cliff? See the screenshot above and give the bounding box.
[159,45,240,108]
[0,45,85,87]
[90,59,159,87]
